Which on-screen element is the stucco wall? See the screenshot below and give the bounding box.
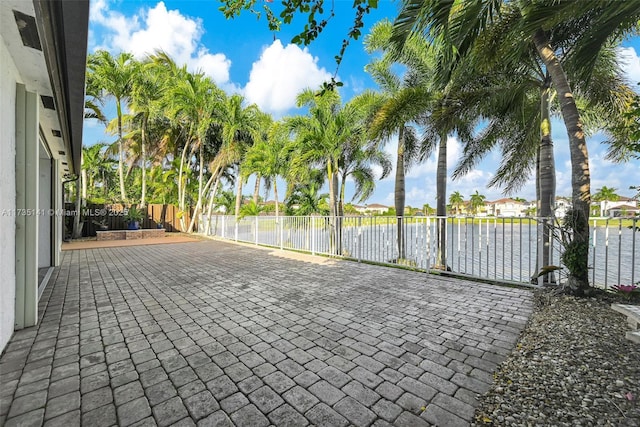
[39,154,52,268]
[0,35,19,353]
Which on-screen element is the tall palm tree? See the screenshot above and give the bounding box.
[81,143,113,200]
[338,137,392,216]
[84,73,107,124]
[364,20,434,259]
[242,120,289,219]
[469,190,486,215]
[286,170,329,216]
[214,190,236,214]
[449,191,464,216]
[215,95,262,219]
[87,51,138,202]
[593,186,619,217]
[164,68,225,231]
[392,0,640,294]
[129,60,164,208]
[288,89,357,253]
[444,15,632,283]
[338,93,393,217]
[366,20,476,267]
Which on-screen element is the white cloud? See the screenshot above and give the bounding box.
[455,169,487,185]
[407,136,461,178]
[190,51,233,87]
[348,76,365,94]
[90,1,233,87]
[406,186,428,203]
[618,46,640,86]
[244,40,332,114]
[589,151,639,197]
[383,191,395,206]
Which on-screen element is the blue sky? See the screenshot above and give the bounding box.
[85,0,640,207]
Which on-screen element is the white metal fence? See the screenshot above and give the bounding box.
[200,215,639,289]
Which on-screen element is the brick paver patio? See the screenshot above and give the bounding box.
[0,240,533,426]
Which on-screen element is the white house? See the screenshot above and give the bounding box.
[596,196,639,217]
[485,198,527,217]
[364,203,390,215]
[607,203,640,217]
[1,0,88,352]
[555,197,572,218]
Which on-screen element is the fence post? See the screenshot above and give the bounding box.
[221,216,225,239]
[235,217,238,242]
[311,216,316,255]
[592,219,597,287]
[632,218,637,287]
[358,217,362,262]
[426,217,431,271]
[255,217,259,245]
[280,218,284,250]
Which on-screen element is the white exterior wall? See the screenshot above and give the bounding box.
[53,160,63,266]
[490,202,525,217]
[0,35,19,352]
[38,153,52,268]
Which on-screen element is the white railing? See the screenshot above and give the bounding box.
[200,215,639,289]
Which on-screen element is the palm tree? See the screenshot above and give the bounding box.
[392,0,640,294]
[215,190,236,215]
[215,95,262,219]
[242,120,289,219]
[129,60,164,208]
[338,138,392,215]
[288,89,357,253]
[239,200,264,218]
[444,16,632,285]
[164,67,225,231]
[84,72,107,124]
[338,93,393,217]
[469,191,486,215]
[87,51,138,202]
[449,191,464,216]
[81,143,113,200]
[423,203,435,215]
[593,186,619,217]
[364,20,434,259]
[286,170,329,216]
[366,22,476,267]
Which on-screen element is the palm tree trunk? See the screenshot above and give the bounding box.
[395,126,406,260]
[253,174,261,204]
[81,169,87,201]
[235,171,244,218]
[102,171,107,198]
[435,132,448,270]
[533,29,591,294]
[73,178,82,238]
[327,161,337,254]
[188,171,217,233]
[117,101,127,202]
[332,171,341,255]
[197,142,204,206]
[178,141,190,231]
[274,181,279,219]
[140,115,147,208]
[187,142,205,232]
[204,175,221,235]
[339,172,346,217]
[538,83,556,285]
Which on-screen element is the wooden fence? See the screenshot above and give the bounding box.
[65,203,196,237]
